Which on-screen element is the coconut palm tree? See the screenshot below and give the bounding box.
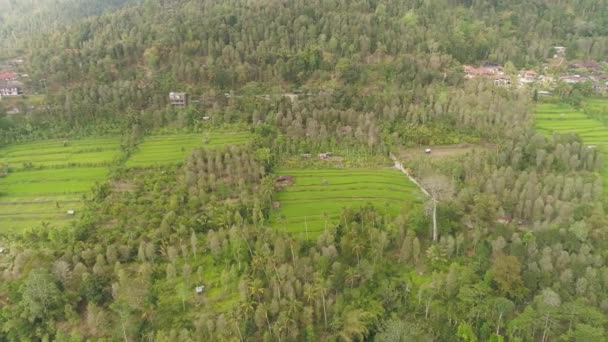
[314,275,329,328]
[333,308,372,342]
[344,267,359,288]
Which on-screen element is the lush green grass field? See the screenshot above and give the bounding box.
[153,254,240,328]
[535,99,608,189]
[269,168,424,239]
[0,137,119,232]
[126,132,251,167]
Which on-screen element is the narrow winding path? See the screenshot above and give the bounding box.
[390,152,440,240]
[389,152,430,197]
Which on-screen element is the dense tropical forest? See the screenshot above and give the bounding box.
[1,0,608,341]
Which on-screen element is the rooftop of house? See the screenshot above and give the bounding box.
[0,80,23,89]
[463,65,504,77]
[0,72,17,80]
[560,75,588,83]
[569,60,602,70]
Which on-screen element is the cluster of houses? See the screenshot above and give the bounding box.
[463,64,512,86]
[0,72,23,98]
[299,152,334,160]
[463,47,608,93]
[560,60,608,92]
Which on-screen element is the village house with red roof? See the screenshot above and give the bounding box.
[0,72,17,81]
[463,65,504,79]
[0,73,22,98]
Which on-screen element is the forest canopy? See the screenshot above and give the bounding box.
[0,0,608,341]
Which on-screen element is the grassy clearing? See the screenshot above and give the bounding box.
[0,137,119,233]
[269,168,424,239]
[126,132,251,167]
[153,255,241,328]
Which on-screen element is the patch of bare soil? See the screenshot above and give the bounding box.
[275,175,294,189]
[111,180,136,192]
[400,143,492,161]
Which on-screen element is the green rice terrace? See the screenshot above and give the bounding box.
[0,137,120,232]
[535,99,608,187]
[126,131,252,167]
[535,101,608,145]
[270,168,424,239]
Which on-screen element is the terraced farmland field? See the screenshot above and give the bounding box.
[0,137,120,232]
[270,168,424,239]
[126,132,251,167]
[0,137,119,170]
[535,100,608,188]
[536,101,608,145]
[583,98,608,115]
